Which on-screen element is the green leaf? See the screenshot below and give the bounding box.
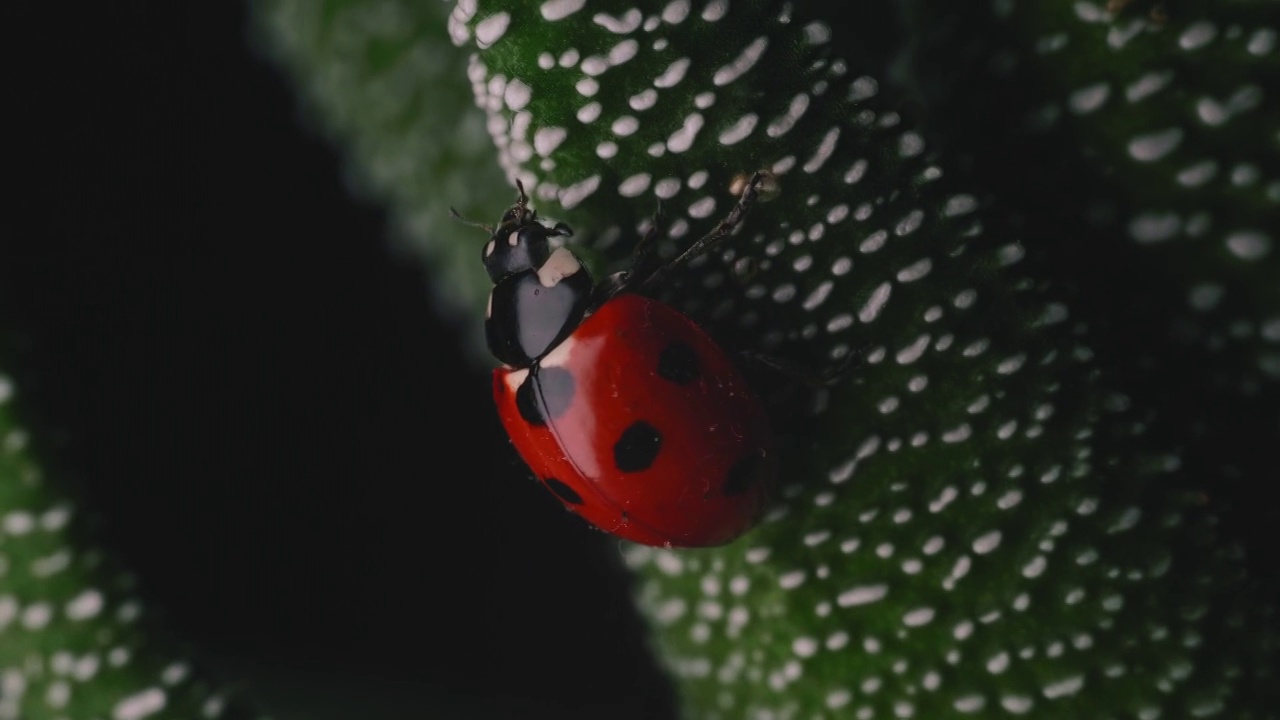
[0,375,260,720]
[252,0,1278,717]
[894,3,1280,427]
[446,1,1277,718]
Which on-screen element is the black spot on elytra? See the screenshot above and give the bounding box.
[614,421,663,473]
[724,450,765,496]
[544,478,583,505]
[516,366,575,426]
[657,341,699,385]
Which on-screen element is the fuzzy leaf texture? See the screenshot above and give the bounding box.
[261,0,1279,718]
[892,0,1280,555]
[0,376,261,719]
[451,1,1278,717]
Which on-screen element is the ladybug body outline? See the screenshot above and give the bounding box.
[475,175,774,547]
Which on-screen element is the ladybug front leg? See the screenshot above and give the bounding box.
[588,171,766,310]
[639,171,765,293]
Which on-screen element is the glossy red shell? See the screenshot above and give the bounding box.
[494,294,775,547]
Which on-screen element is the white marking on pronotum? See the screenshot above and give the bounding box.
[536,247,582,288]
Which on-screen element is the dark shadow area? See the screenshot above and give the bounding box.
[3,3,677,718]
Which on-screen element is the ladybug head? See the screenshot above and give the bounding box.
[471,181,573,284]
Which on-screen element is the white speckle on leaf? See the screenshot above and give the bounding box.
[779,570,806,589]
[1128,128,1183,162]
[896,258,932,282]
[717,114,757,145]
[859,282,892,323]
[608,39,639,66]
[558,175,600,209]
[593,9,642,33]
[701,0,728,21]
[850,75,878,101]
[556,48,580,67]
[65,589,105,620]
[661,0,690,24]
[3,511,35,535]
[973,530,1002,554]
[1179,21,1217,50]
[611,115,639,137]
[1069,83,1110,114]
[767,94,810,137]
[802,281,834,310]
[895,210,924,236]
[1126,71,1174,103]
[837,584,888,607]
[503,79,530,110]
[903,607,935,627]
[533,127,566,156]
[654,177,681,199]
[943,194,977,217]
[540,0,585,21]
[1001,695,1034,714]
[803,127,840,172]
[896,334,931,364]
[1129,212,1181,243]
[580,56,608,77]
[667,113,704,153]
[576,102,602,123]
[860,230,887,253]
[1247,28,1276,55]
[113,688,166,720]
[653,57,690,89]
[474,12,510,49]
[1225,230,1271,260]
[713,36,768,86]
[629,89,657,111]
[898,132,925,157]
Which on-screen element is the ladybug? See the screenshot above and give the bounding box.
[469,174,776,547]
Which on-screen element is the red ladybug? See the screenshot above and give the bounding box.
[471,175,774,547]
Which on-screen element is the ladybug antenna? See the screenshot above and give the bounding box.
[448,207,495,234]
[512,179,533,223]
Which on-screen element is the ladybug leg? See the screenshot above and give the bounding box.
[639,171,765,292]
[589,172,764,310]
[588,205,665,309]
[626,206,665,281]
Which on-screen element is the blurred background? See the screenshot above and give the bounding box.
[3,3,675,718]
